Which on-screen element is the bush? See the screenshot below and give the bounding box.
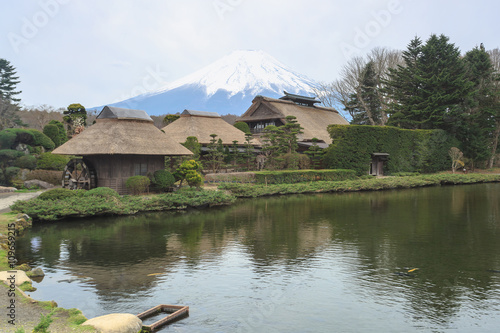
[49,120,67,145]
[234,122,251,134]
[43,124,60,147]
[38,188,85,200]
[84,187,120,198]
[279,153,310,170]
[15,155,37,170]
[37,153,70,171]
[254,169,357,184]
[0,167,20,186]
[151,169,176,191]
[125,175,150,194]
[185,170,203,187]
[29,129,55,150]
[25,170,62,185]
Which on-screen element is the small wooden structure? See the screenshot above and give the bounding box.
[137,304,189,332]
[238,92,349,148]
[370,153,389,176]
[52,106,192,194]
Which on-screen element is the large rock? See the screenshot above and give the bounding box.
[24,179,54,189]
[82,313,142,333]
[0,186,16,193]
[0,270,32,286]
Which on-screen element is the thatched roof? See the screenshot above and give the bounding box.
[53,107,192,156]
[238,95,348,143]
[162,110,252,145]
[98,106,153,121]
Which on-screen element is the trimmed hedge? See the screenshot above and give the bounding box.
[84,187,120,198]
[38,188,86,200]
[25,170,63,185]
[324,125,459,175]
[151,169,176,191]
[126,175,150,194]
[254,169,357,184]
[36,153,70,171]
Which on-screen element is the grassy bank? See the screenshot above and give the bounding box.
[218,173,500,197]
[10,188,236,222]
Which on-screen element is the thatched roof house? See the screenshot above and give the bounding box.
[53,106,192,194]
[239,93,348,147]
[162,109,251,145]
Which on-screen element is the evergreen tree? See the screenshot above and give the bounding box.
[182,136,201,160]
[0,58,22,103]
[384,34,474,130]
[49,120,68,145]
[207,134,224,173]
[0,97,22,130]
[63,103,87,134]
[279,116,303,154]
[304,137,325,169]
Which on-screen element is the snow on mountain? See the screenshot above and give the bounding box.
[94,50,320,116]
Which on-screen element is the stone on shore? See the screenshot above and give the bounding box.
[0,186,16,193]
[82,313,142,333]
[0,270,32,286]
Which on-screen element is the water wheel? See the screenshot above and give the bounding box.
[62,159,97,190]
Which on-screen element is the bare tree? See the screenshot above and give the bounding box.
[314,47,402,125]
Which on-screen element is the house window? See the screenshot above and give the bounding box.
[134,163,148,176]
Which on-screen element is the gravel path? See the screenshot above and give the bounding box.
[0,191,44,214]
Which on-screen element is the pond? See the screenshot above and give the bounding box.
[16,183,500,332]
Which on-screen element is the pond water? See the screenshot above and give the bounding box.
[16,183,500,332]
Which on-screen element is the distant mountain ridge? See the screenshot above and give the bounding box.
[91,50,320,116]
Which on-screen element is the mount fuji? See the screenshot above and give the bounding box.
[93,50,320,116]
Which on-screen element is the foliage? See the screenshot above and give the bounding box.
[14,155,37,169]
[234,121,251,134]
[304,138,325,169]
[84,187,120,198]
[0,96,22,130]
[25,169,62,185]
[32,310,54,333]
[49,119,68,145]
[0,128,54,150]
[150,169,176,191]
[0,58,22,103]
[0,149,23,185]
[11,189,235,221]
[449,147,465,173]
[384,34,474,130]
[163,114,180,125]
[125,175,151,194]
[219,173,500,198]
[185,170,203,187]
[63,103,87,133]
[182,136,201,160]
[324,125,459,175]
[43,123,60,147]
[206,134,224,173]
[280,153,310,170]
[254,169,357,184]
[38,188,85,201]
[36,152,70,171]
[176,159,202,186]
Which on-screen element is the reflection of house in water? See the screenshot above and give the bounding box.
[238,92,349,150]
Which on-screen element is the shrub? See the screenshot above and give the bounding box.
[15,155,37,170]
[254,169,357,184]
[151,169,176,191]
[0,167,20,186]
[43,124,60,147]
[49,120,67,145]
[185,170,203,187]
[176,159,202,186]
[37,153,70,171]
[38,188,85,200]
[84,187,120,198]
[234,122,251,134]
[29,129,55,150]
[125,175,150,194]
[25,170,63,185]
[279,153,310,170]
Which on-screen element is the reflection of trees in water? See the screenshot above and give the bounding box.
[16,184,500,325]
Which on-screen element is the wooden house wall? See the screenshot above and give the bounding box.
[85,155,165,194]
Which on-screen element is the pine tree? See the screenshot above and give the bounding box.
[0,58,22,103]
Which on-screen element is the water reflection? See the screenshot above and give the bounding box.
[16,183,500,332]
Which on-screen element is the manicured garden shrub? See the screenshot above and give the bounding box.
[254,169,357,184]
[84,187,120,198]
[185,170,203,187]
[38,188,85,200]
[25,170,63,185]
[279,153,310,170]
[43,124,61,147]
[151,169,176,191]
[36,153,70,171]
[15,155,37,170]
[234,122,251,134]
[125,175,151,194]
[0,128,55,150]
[324,125,459,175]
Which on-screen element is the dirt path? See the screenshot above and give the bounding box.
[0,191,44,214]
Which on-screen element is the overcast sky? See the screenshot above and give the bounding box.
[1,0,499,109]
